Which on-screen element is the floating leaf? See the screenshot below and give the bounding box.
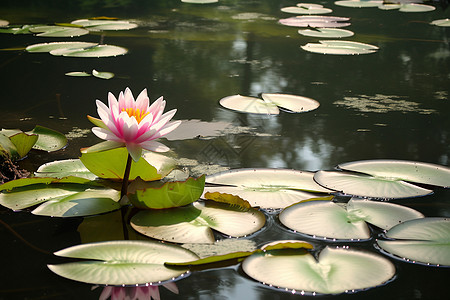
[242,246,395,295]
[92,69,114,79]
[431,19,450,27]
[50,44,128,58]
[281,6,332,15]
[29,25,89,37]
[301,40,378,55]
[65,71,91,77]
[131,201,265,243]
[399,3,436,12]
[280,199,424,240]
[378,4,402,10]
[26,41,97,53]
[35,159,97,180]
[0,176,93,191]
[337,159,450,188]
[128,175,205,209]
[261,93,320,113]
[203,192,251,211]
[0,133,20,160]
[71,19,138,31]
[219,94,279,115]
[28,125,67,152]
[181,0,219,3]
[334,0,383,8]
[0,19,9,27]
[261,240,314,251]
[298,28,354,38]
[377,218,450,266]
[0,182,120,217]
[79,147,176,181]
[313,170,432,199]
[165,251,253,270]
[279,16,350,28]
[48,240,198,285]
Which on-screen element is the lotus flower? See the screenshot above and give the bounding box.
[93,282,179,300]
[90,88,181,162]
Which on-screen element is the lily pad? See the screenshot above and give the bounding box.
[281,6,332,15]
[399,4,436,12]
[0,19,9,27]
[50,44,128,58]
[181,0,219,3]
[313,170,432,199]
[219,94,279,115]
[242,246,395,295]
[128,175,205,209]
[29,25,89,37]
[377,218,450,266]
[48,240,199,285]
[7,131,38,158]
[203,168,332,209]
[71,19,138,31]
[261,93,320,113]
[301,40,378,55]
[28,125,67,152]
[79,147,176,181]
[279,16,351,28]
[26,41,97,53]
[65,71,91,77]
[298,28,354,38]
[0,182,120,217]
[92,69,114,79]
[431,19,450,27]
[279,198,424,240]
[337,159,450,188]
[334,0,383,8]
[131,201,266,243]
[35,159,98,180]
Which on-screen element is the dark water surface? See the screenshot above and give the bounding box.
[1,1,449,299]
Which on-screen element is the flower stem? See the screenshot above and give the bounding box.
[120,154,133,240]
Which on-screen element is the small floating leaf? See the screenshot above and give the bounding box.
[298,28,354,38]
[65,71,91,77]
[26,41,97,53]
[92,69,114,79]
[261,93,320,113]
[181,0,219,3]
[131,201,265,243]
[71,19,138,31]
[261,240,314,251]
[279,16,351,28]
[50,44,128,58]
[35,159,97,180]
[399,4,436,12]
[204,192,251,211]
[128,175,205,209]
[0,19,9,27]
[8,131,38,158]
[48,240,198,285]
[281,6,332,15]
[0,133,20,160]
[301,40,378,55]
[431,19,450,27]
[334,0,383,8]
[219,94,279,115]
[242,246,395,295]
[29,25,89,37]
[377,218,450,266]
[28,125,67,152]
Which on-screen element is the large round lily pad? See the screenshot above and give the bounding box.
[242,246,395,295]
[48,240,199,285]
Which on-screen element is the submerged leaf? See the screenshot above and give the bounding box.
[48,240,198,285]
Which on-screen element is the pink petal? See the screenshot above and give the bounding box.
[140,140,170,152]
[92,127,123,142]
[135,88,150,112]
[162,282,179,295]
[124,87,135,109]
[99,286,113,300]
[121,115,140,141]
[148,109,177,135]
[126,143,143,162]
[148,97,164,121]
[151,120,181,139]
[148,286,160,300]
[134,128,158,144]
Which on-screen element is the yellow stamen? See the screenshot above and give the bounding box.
[122,108,150,123]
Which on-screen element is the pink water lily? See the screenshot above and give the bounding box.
[90,87,181,162]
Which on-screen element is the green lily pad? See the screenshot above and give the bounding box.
[399,4,436,12]
[128,175,205,209]
[65,71,91,77]
[377,217,450,266]
[378,4,402,10]
[242,246,395,295]
[301,40,378,55]
[313,170,432,199]
[79,147,176,181]
[29,25,89,37]
[261,93,320,113]
[35,159,98,180]
[48,240,199,285]
[26,41,97,53]
[280,198,424,240]
[0,182,120,217]
[131,201,266,243]
[181,0,219,3]
[71,19,138,31]
[0,176,93,191]
[219,94,279,115]
[281,6,332,14]
[337,159,450,188]
[92,69,114,79]
[50,44,128,58]
[298,28,354,38]
[28,125,67,152]
[334,0,383,8]
[0,133,20,160]
[431,19,450,27]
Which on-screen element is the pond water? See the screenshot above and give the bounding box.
[1,0,449,299]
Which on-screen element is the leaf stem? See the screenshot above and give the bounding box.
[120,153,133,240]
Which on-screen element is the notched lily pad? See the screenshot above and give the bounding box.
[301,40,378,55]
[26,42,97,53]
[298,28,354,38]
[29,25,89,37]
[377,217,450,267]
[279,16,350,28]
[50,44,128,58]
[71,19,138,31]
[48,240,198,285]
